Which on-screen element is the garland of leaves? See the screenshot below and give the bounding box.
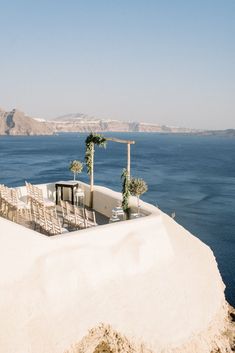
[85,133,107,175]
[121,168,130,212]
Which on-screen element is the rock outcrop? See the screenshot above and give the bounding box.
[65,324,142,353]
[0,109,53,135]
[65,311,235,353]
[2,107,231,136]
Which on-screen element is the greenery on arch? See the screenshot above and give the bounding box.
[85,133,107,175]
[121,168,130,213]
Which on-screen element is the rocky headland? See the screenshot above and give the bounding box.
[0,108,198,135]
[0,108,53,135]
[1,107,234,137]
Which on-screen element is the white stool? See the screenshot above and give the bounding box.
[109,215,121,223]
[111,206,125,220]
[74,189,84,207]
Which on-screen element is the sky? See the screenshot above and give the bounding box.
[0,0,234,129]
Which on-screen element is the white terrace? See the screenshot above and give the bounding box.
[0,180,150,236]
[0,180,228,353]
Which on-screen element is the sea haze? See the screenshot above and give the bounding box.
[0,132,234,305]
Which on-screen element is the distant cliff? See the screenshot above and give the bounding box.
[195,129,235,137]
[3,107,232,136]
[50,113,196,133]
[0,109,53,136]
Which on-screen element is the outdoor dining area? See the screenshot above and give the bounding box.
[0,133,149,237]
[0,179,147,236]
[0,181,110,236]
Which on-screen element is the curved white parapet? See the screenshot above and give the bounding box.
[0,183,230,353]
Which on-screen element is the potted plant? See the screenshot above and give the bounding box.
[129,177,148,215]
[69,160,83,181]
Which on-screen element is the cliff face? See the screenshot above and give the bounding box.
[0,108,200,135]
[51,115,197,133]
[196,129,235,137]
[50,113,137,132]
[0,109,53,136]
[52,119,132,132]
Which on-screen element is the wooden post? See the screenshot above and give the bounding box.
[90,142,94,209]
[106,137,135,178]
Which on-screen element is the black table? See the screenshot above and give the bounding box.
[55,181,79,205]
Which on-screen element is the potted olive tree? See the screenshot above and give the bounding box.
[129,177,148,215]
[69,160,83,181]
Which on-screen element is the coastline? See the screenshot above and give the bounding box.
[226,305,235,352]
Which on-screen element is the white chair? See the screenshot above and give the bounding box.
[32,200,67,236]
[65,202,84,230]
[0,185,31,223]
[9,188,31,223]
[85,209,97,228]
[74,205,86,229]
[25,181,55,210]
[45,211,68,236]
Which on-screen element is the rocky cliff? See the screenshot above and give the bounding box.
[50,113,196,133]
[0,109,53,135]
[195,129,235,137]
[0,107,200,135]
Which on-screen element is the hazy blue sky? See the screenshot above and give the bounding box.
[0,0,234,129]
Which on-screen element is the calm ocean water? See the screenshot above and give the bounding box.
[0,132,234,305]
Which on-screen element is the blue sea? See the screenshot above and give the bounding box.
[0,132,235,306]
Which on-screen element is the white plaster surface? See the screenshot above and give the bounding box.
[0,183,228,353]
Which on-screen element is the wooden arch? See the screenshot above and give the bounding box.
[88,136,135,208]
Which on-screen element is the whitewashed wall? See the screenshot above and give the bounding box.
[0,182,228,353]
